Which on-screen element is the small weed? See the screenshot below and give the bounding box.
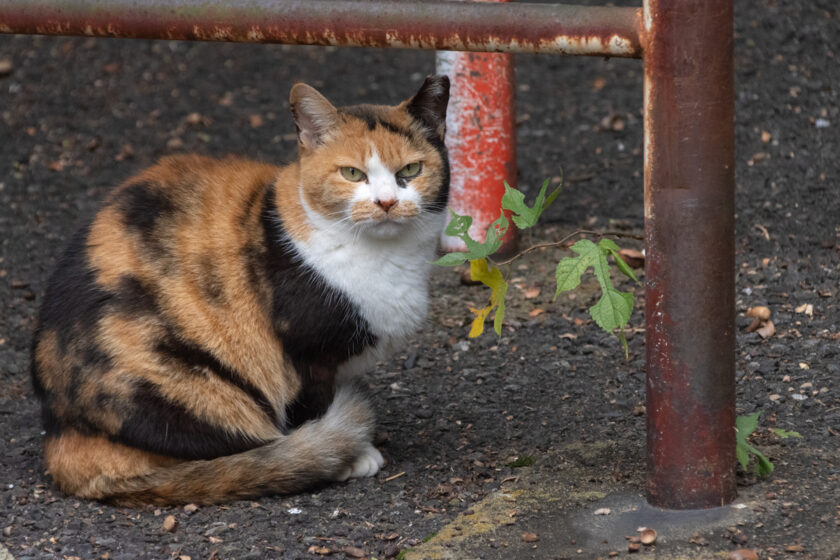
[507,455,536,468]
[422,532,438,543]
[736,412,803,476]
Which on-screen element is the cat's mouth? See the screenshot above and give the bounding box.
[361,219,408,239]
[350,200,420,224]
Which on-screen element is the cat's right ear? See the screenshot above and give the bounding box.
[289,83,339,151]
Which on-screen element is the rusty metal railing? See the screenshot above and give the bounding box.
[0,0,642,56]
[0,0,736,510]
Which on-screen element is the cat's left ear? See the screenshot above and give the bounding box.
[405,75,450,139]
[290,83,339,151]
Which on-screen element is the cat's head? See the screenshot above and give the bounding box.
[290,76,450,239]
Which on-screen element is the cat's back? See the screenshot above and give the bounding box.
[90,154,279,281]
[32,155,292,446]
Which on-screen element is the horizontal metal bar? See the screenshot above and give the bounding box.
[0,0,642,58]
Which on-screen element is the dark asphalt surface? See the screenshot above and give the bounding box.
[1,0,838,558]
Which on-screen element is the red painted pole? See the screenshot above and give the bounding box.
[642,0,737,508]
[436,0,518,254]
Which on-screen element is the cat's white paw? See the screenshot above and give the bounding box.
[336,443,385,482]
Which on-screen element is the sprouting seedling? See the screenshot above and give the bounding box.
[434,176,639,356]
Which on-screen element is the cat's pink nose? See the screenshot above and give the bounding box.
[376,199,397,212]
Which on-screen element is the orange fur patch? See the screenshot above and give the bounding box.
[45,430,181,498]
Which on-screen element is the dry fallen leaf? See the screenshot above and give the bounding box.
[523,287,541,299]
[307,545,332,555]
[618,248,645,269]
[756,320,775,339]
[600,113,626,131]
[521,532,539,542]
[594,508,611,515]
[0,57,13,76]
[640,528,657,545]
[528,308,545,317]
[785,544,806,553]
[746,306,771,321]
[728,549,759,560]
[162,515,178,533]
[343,546,366,558]
[795,303,813,317]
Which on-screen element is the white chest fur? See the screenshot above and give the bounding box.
[290,208,444,372]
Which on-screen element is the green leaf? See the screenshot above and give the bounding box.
[501,179,562,230]
[589,288,633,333]
[431,252,470,267]
[478,212,509,258]
[553,239,600,299]
[610,249,640,284]
[467,258,508,337]
[769,428,803,439]
[736,441,750,470]
[617,328,629,360]
[736,412,761,442]
[735,412,777,477]
[554,256,590,297]
[597,238,640,285]
[569,238,598,257]
[754,448,775,476]
[444,209,473,239]
[436,210,509,267]
[597,238,621,253]
[542,174,563,210]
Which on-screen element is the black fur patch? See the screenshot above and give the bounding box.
[113,274,160,316]
[118,380,265,460]
[32,223,117,438]
[255,186,377,428]
[239,184,264,227]
[113,181,175,255]
[341,106,412,138]
[154,332,279,427]
[35,225,112,354]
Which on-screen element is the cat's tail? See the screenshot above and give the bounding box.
[49,385,377,506]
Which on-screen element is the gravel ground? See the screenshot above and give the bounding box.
[1,0,838,558]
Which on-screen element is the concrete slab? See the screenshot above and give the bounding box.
[404,443,761,560]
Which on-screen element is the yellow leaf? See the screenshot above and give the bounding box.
[468,259,508,337]
[468,306,491,338]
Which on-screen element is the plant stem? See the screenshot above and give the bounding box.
[491,230,644,267]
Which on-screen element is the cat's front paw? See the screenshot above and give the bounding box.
[336,443,384,482]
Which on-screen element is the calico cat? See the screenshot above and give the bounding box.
[30,76,450,505]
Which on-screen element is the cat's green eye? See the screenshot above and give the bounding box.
[340,167,366,182]
[396,162,422,179]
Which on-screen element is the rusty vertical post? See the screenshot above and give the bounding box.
[643,0,737,508]
[437,0,518,254]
